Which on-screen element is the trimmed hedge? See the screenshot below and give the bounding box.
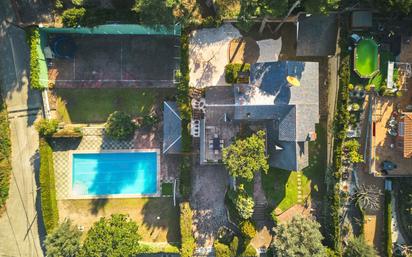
[28,28,42,90]
[225,63,250,84]
[177,32,192,152]
[384,190,392,257]
[39,138,59,234]
[180,202,195,257]
[62,7,138,27]
[0,96,11,210]
[179,156,191,200]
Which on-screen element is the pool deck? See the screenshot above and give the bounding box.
[51,126,174,199]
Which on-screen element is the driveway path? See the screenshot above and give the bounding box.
[0,1,44,256]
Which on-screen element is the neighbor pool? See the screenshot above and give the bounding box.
[72,152,157,197]
[354,39,380,78]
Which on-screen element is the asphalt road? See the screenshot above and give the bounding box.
[0,1,44,256]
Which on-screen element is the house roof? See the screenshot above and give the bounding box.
[404,113,412,158]
[296,14,338,57]
[163,101,182,154]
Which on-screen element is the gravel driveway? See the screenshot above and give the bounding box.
[190,164,229,247]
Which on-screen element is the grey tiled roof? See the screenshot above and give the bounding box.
[163,101,182,154]
[296,14,338,57]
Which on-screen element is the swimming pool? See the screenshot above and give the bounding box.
[71,151,158,197]
[354,39,380,78]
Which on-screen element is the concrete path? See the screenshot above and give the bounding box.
[0,1,44,256]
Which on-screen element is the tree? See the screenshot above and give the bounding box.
[44,219,82,257]
[238,0,289,31]
[222,130,268,181]
[303,0,340,14]
[180,202,196,257]
[35,118,59,137]
[352,184,382,211]
[240,220,256,240]
[133,0,174,25]
[234,193,255,220]
[272,215,326,257]
[371,0,412,15]
[61,8,86,27]
[105,111,136,140]
[80,214,143,257]
[343,237,377,257]
[343,140,364,164]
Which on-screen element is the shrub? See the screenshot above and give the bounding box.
[44,219,82,257]
[138,243,180,254]
[28,28,42,90]
[62,8,86,27]
[239,243,257,257]
[39,138,59,234]
[240,220,256,240]
[105,111,135,140]
[179,156,191,200]
[229,236,239,256]
[140,114,159,128]
[348,84,354,91]
[51,127,82,138]
[225,63,251,83]
[384,190,392,257]
[214,241,231,257]
[161,182,173,196]
[234,193,254,220]
[180,202,195,257]
[35,118,59,137]
[0,97,11,210]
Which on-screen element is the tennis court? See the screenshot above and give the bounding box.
[47,34,180,88]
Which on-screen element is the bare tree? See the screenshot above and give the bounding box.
[352,184,382,211]
[395,243,412,257]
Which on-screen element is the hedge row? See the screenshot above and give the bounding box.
[384,190,392,257]
[28,28,42,90]
[62,7,138,27]
[0,96,11,210]
[39,138,59,234]
[180,202,195,257]
[179,156,191,200]
[177,32,192,152]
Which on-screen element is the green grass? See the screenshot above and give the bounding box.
[56,88,162,123]
[161,183,173,196]
[262,122,327,213]
[39,138,59,234]
[354,39,379,78]
[0,97,11,210]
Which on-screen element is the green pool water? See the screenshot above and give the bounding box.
[354,39,379,78]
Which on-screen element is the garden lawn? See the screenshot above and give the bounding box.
[56,88,161,123]
[262,122,327,213]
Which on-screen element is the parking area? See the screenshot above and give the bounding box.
[47,35,180,87]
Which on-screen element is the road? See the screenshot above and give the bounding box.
[0,1,44,256]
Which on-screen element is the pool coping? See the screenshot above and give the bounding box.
[67,148,161,199]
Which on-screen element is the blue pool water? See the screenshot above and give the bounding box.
[72,152,157,196]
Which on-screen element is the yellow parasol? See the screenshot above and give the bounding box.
[286,76,300,87]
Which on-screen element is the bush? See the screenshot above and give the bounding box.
[229,236,239,256]
[137,243,180,254]
[234,193,254,220]
[161,182,173,196]
[51,127,82,138]
[140,114,159,128]
[35,118,59,137]
[214,241,231,257]
[105,111,135,140]
[180,202,195,257]
[225,63,251,83]
[179,156,191,200]
[239,243,257,257]
[240,220,256,240]
[0,97,11,210]
[28,28,43,90]
[39,138,59,234]
[384,190,392,257]
[62,8,86,27]
[44,219,82,257]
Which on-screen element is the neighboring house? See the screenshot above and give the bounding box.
[198,61,319,171]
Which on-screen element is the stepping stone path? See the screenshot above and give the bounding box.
[297,172,302,204]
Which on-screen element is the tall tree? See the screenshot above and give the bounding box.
[222,130,269,181]
[133,0,175,25]
[343,237,377,257]
[44,219,82,257]
[303,0,340,14]
[80,214,143,257]
[272,216,326,257]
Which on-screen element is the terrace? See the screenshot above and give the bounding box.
[371,58,412,176]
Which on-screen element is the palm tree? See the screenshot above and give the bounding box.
[352,184,382,211]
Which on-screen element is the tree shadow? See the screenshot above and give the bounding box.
[141,198,180,245]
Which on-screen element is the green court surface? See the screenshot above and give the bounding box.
[354,39,380,78]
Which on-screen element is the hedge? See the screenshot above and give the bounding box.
[62,7,138,27]
[138,243,180,254]
[384,190,392,257]
[39,138,59,234]
[28,28,42,90]
[0,96,11,210]
[225,63,251,84]
[179,156,191,201]
[177,32,192,152]
[179,202,195,257]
